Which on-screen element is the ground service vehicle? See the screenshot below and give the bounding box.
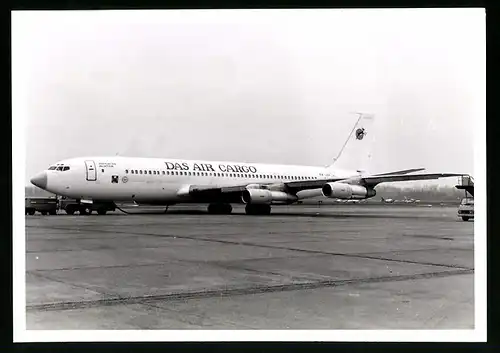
[58,197,116,215]
[25,197,58,215]
[458,197,474,221]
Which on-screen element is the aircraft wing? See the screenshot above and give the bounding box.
[178,172,463,202]
[371,168,426,176]
[360,173,464,187]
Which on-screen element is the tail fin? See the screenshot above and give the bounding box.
[328,112,376,172]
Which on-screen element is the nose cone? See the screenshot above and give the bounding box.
[30,171,47,189]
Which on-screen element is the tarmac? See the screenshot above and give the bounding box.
[25,204,474,330]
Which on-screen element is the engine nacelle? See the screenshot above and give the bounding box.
[241,189,298,205]
[322,182,376,199]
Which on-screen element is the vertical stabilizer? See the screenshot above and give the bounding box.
[328,112,376,173]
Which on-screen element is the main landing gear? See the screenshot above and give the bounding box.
[207,203,233,214]
[245,204,271,215]
[206,203,272,215]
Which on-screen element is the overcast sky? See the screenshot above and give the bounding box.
[13,9,484,185]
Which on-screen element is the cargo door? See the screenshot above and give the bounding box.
[85,160,97,181]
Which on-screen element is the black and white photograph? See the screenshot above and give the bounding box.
[12,8,485,341]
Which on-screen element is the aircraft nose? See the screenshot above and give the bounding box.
[30,171,47,189]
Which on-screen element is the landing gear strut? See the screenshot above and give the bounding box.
[207,203,233,214]
[245,204,271,215]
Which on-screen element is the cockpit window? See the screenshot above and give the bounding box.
[48,166,56,170]
[56,166,64,171]
[63,166,70,171]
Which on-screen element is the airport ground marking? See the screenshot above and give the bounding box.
[26,268,473,312]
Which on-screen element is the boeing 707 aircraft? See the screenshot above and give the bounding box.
[29,156,461,215]
[29,115,463,215]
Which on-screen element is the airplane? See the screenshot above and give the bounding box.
[29,114,464,216]
[380,196,395,203]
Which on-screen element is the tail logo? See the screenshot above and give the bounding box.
[355,128,367,140]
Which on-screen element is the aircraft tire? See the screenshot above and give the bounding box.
[97,209,107,215]
[222,204,233,214]
[208,203,233,215]
[41,211,47,216]
[27,209,35,216]
[462,216,470,221]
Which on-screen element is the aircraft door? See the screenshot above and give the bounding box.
[85,160,97,181]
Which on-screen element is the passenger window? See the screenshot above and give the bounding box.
[139,170,143,174]
[126,169,129,174]
[148,171,151,175]
[162,171,165,175]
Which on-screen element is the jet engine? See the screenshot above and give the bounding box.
[322,182,376,199]
[241,189,298,205]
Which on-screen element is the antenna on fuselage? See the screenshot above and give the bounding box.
[329,112,374,167]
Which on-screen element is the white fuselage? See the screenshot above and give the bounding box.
[33,156,361,204]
